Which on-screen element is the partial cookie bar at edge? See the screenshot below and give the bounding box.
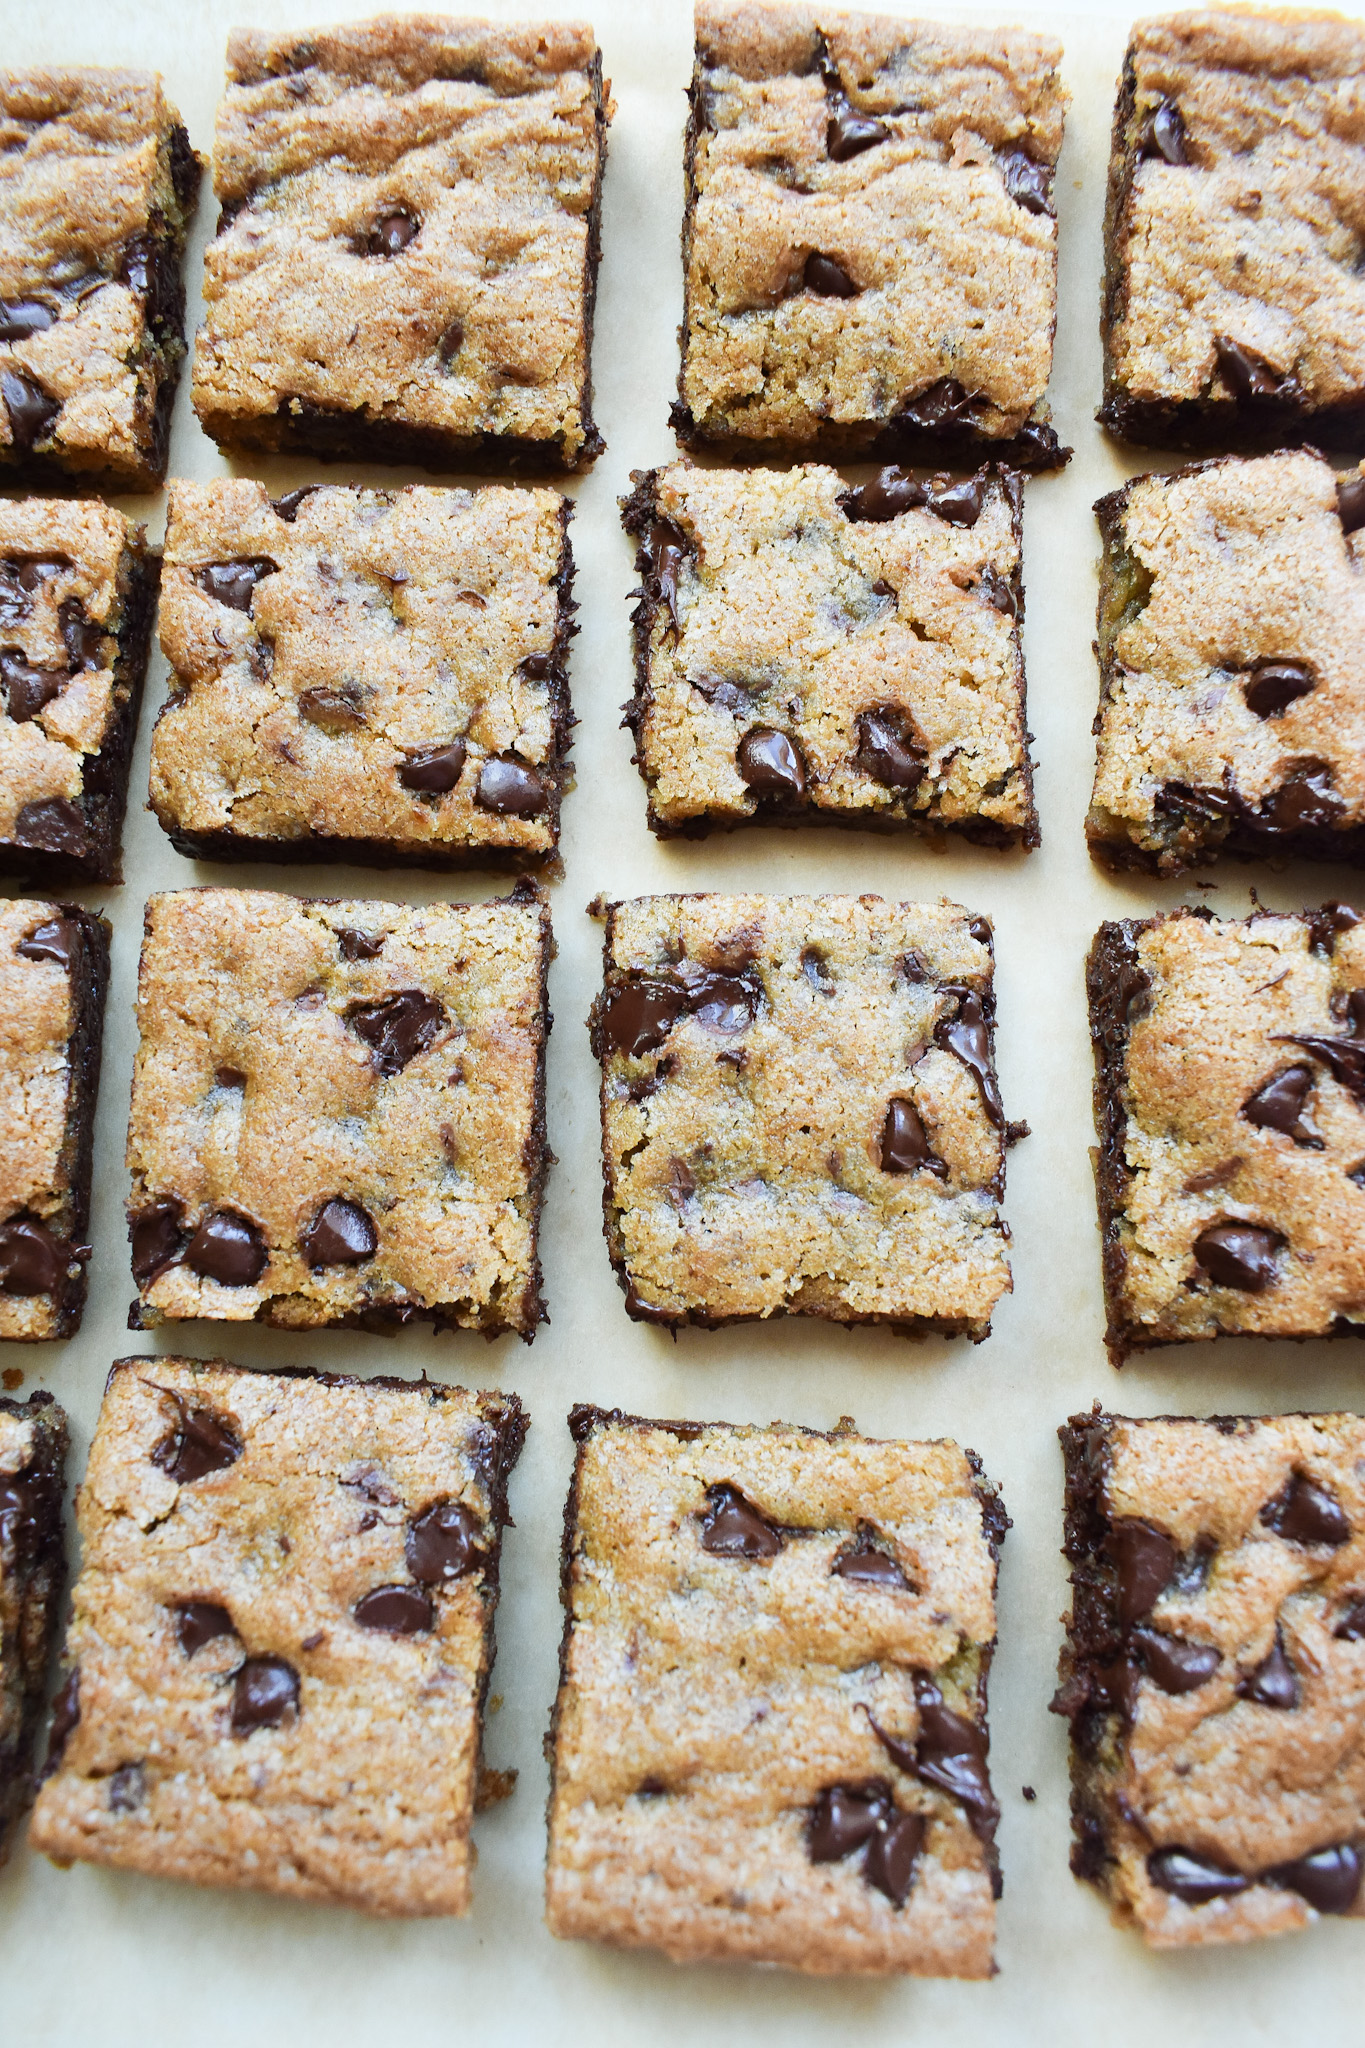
[0,1392,68,1861]
[590,893,1016,1337]
[29,1357,525,1915]
[546,1405,1006,1976]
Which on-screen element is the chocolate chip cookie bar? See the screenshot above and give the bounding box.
[152,481,574,872]
[1090,450,1365,874]
[0,498,158,884]
[1055,1406,1365,1948]
[0,900,108,1341]
[0,68,200,489]
[1102,10,1365,450]
[591,893,1015,1336]
[673,1,1068,466]
[125,885,551,1337]
[624,461,1034,844]
[192,16,609,472]
[1088,904,1365,1363]
[1,1392,67,1860]
[546,1406,1006,1976]
[29,1356,525,1914]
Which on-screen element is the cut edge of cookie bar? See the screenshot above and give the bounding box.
[1054,1404,1365,1948]
[545,1403,1009,1976]
[0,903,110,1340]
[0,1390,67,1862]
[621,461,1037,847]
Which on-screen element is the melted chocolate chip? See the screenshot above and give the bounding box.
[1334,1598,1365,1639]
[0,1218,65,1295]
[934,989,1004,1128]
[370,211,419,255]
[175,1601,237,1656]
[863,1809,925,1906]
[0,299,56,342]
[873,1680,998,1843]
[353,1583,434,1634]
[600,981,686,1058]
[46,1668,79,1769]
[1105,1518,1178,1627]
[897,378,977,432]
[1193,1221,1284,1292]
[476,755,547,816]
[738,727,806,799]
[1242,1066,1321,1148]
[1270,1843,1363,1914]
[196,559,278,611]
[1244,660,1315,718]
[298,686,365,734]
[1148,1847,1249,1904]
[1260,1471,1351,1546]
[273,486,317,522]
[998,148,1052,214]
[929,478,985,527]
[153,1402,242,1485]
[0,650,67,722]
[807,1781,888,1860]
[60,600,105,676]
[0,555,65,629]
[804,252,859,297]
[856,706,925,790]
[130,1199,185,1284]
[231,1655,299,1735]
[645,519,688,638]
[399,741,466,793]
[1,367,60,450]
[1141,99,1189,165]
[1307,902,1360,953]
[880,1097,945,1177]
[832,1530,911,1587]
[1264,761,1342,832]
[1274,1008,1365,1103]
[1131,1628,1220,1694]
[184,1210,268,1287]
[0,1472,42,1557]
[827,105,888,160]
[406,1500,484,1584]
[108,1762,145,1812]
[687,967,760,1035]
[1338,475,1365,534]
[699,1483,783,1559]
[216,1065,245,1090]
[337,928,384,961]
[1237,1629,1299,1710]
[1216,336,1291,402]
[348,990,446,1076]
[842,468,928,522]
[301,1198,377,1267]
[439,318,464,363]
[979,565,1017,616]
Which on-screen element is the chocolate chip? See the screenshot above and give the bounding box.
[998,148,1052,214]
[371,211,419,255]
[1105,1518,1178,1627]
[153,1403,242,1485]
[476,754,547,816]
[0,299,56,342]
[0,1472,43,1557]
[16,918,76,971]
[1264,761,1342,832]
[1269,1843,1363,1914]
[1307,902,1360,953]
[880,1097,945,1177]
[399,741,466,793]
[348,990,446,1076]
[195,559,278,611]
[645,519,688,638]
[130,1199,185,1284]
[353,1583,433,1634]
[337,928,384,961]
[406,1500,484,1584]
[1260,1471,1350,1546]
[1275,1006,1365,1103]
[301,1197,377,1267]
[273,486,317,522]
[231,1655,299,1735]
[46,1668,79,1770]
[1,367,60,450]
[0,650,67,722]
[1141,99,1189,165]
[439,318,464,363]
[1128,1627,1219,1694]
[298,686,365,734]
[184,1210,268,1287]
[174,1601,237,1655]
[108,1762,145,1812]
[827,106,888,159]
[0,555,66,629]
[804,252,859,297]
[873,1680,998,1844]
[13,798,87,859]
[863,1809,925,1905]
[979,565,1017,616]
[1242,1066,1321,1147]
[1216,336,1291,402]
[967,916,992,947]
[856,706,925,789]
[897,378,977,432]
[1153,780,1234,826]
[699,1483,783,1559]
[600,982,685,1057]
[842,468,928,522]
[934,989,1004,1128]
[1338,475,1365,534]
[1238,1628,1299,1710]
[738,727,806,799]
[215,1066,245,1090]
[832,1529,912,1587]
[0,1218,65,1295]
[1148,1847,1249,1904]
[1194,1221,1284,1291]
[928,478,985,527]
[807,1782,889,1861]
[1244,660,1315,718]
[687,967,760,1035]
[1334,1598,1365,1639]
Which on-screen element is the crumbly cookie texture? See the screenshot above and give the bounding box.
[0,497,157,885]
[152,480,574,871]
[0,1393,67,1860]
[624,463,1035,844]
[590,893,1014,1337]
[546,1407,1006,1977]
[675,0,1068,465]
[0,900,109,1340]
[192,15,609,472]
[29,1357,525,1915]
[1102,9,1365,449]
[1056,1406,1365,1948]
[1088,905,1365,1362]
[0,68,200,489]
[125,885,551,1337]
[1089,450,1365,874]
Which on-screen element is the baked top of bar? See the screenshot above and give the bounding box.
[125,886,550,1337]
[0,1391,68,1856]
[152,479,572,867]
[546,1407,1004,1977]
[624,462,1034,843]
[678,1,1067,457]
[1058,1407,1365,1948]
[29,1357,525,1915]
[1088,905,1365,1357]
[1103,9,1365,432]
[192,14,607,467]
[591,893,1013,1336]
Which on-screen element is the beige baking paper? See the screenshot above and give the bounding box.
[3,0,1365,2039]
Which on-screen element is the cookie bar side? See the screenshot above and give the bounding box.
[0,1392,68,1860]
[41,905,108,1339]
[1085,914,1167,1364]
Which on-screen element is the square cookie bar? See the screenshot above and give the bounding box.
[591,893,1015,1337]
[0,68,200,489]
[1088,904,1365,1362]
[546,1406,1006,1977]
[125,886,551,1337]
[1055,1406,1365,1948]
[0,498,158,884]
[674,1,1068,466]
[1089,450,1365,875]
[30,1357,525,1915]
[1102,10,1365,450]
[0,900,109,1340]
[192,16,609,472]
[152,480,573,871]
[624,462,1034,844]
[1,1392,67,1860]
